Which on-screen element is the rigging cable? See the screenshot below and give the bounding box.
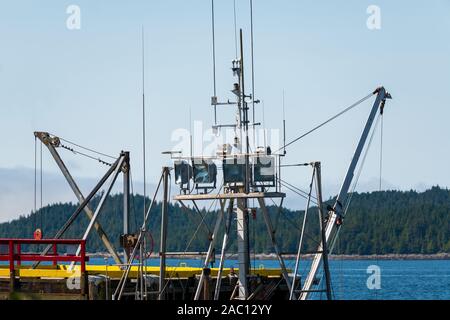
[322,114,382,296]
[47,132,116,166]
[51,134,116,160]
[344,113,381,215]
[283,90,286,155]
[59,144,113,166]
[159,188,223,295]
[268,197,321,247]
[278,177,319,204]
[275,92,375,153]
[290,167,315,300]
[379,114,384,191]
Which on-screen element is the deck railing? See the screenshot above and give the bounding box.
[0,238,89,294]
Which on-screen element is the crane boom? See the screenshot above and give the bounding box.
[299,87,391,300]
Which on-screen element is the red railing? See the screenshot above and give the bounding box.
[0,239,89,273]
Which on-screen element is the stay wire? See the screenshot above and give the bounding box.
[379,115,384,191]
[48,132,116,159]
[279,177,319,204]
[275,92,375,153]
[345,114,381,215]
[268,197,321,248]
[159,184,224,294]
[60,143,113,167]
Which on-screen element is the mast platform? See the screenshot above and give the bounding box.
[173,192,285,201]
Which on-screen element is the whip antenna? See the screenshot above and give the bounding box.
[211,0,217,125]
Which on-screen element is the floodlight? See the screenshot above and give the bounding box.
[254,156,275,184]
[174,161,192,186]
[193,160,217,187]
[223,157,246,184]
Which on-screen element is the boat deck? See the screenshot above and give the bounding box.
[0,264,286,280]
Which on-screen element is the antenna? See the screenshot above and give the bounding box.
[283,90,287,155]
[141,26,147,219]
[211,0,217,125]
[262,100,267,149]
[189,106,193,158]
[233,0,238,59]
[250,0,256,151]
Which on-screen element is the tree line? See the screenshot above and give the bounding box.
[0,186,449,255]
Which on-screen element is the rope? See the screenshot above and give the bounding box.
[275,92,375,153]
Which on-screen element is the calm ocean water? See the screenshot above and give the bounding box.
[88,257,450,300]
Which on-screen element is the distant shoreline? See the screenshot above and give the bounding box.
[88,252,450,261]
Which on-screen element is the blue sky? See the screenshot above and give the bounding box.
[0,0,449,220]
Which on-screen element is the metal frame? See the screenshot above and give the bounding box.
[34,132,130,267]
[299,87,391,300]
[112,167,167,301]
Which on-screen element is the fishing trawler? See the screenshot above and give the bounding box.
[0,1,391,300]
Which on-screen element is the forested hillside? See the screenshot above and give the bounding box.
[1,187,449,255]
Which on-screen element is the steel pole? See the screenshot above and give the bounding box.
[236,198,249,299]
[123,151,131,261]
[314,162,332,300]
[158,167,169,300]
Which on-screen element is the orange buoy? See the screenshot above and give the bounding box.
[33,228,43,240]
